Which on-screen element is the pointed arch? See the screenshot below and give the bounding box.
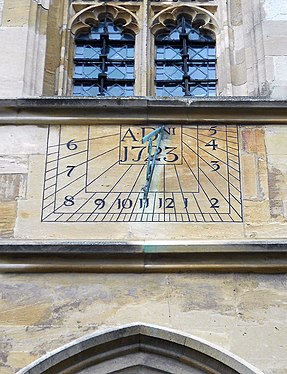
[150,5,219,38]
[70,4,140,37]
[18,323,263,374]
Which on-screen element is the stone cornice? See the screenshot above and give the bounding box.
[0,97,287,125]
[0,240,286,273]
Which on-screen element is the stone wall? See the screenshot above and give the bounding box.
[0,272,286,373]
[1,122,286,241]
[0,0,287,98]
[0,104,286,373]
[0,0,49,97]
[0,0,287,373]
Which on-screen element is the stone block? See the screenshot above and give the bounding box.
[241,153,258,200]
[235,48,245,65]
[229,0,243,26]
[0,155,28,174]
[0,126,47,155]
[244,47,255,70]
[265,127,287,156]
[22,2,48,96]
[267,155,287,219]
[257,157,269,200]
[232,83,248,96]
[233,25,245,51]
[265,56,275,82]
[0,302,51,325]
[269,199,284,220]
[264,37,287,56]
[230,325,287,371]
[263,0,287,21]
[2,0,30,27]
[0,174,27,201]
[0,201,16,237]
[273,56,287,81]
[244,200,270,223]
[0,27,28,98]
[245,222,287,238]
[7,351,38,373]
[242,128,266,156]
[270,83,287,99]
[263,20,287,37]
[0,0,4,25]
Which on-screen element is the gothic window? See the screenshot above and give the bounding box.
[70,3,218,98]
[73,17,135,97]
[155,16,216,97]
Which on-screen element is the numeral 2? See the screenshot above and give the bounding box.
[210,198,220,209]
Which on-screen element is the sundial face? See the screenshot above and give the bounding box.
[42,124,242,223]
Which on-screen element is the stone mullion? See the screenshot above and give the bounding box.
[13,0,49,96]
[56,0,69,96]
[134,0,149,96]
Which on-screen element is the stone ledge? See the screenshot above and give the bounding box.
[0,239,286,253]
[0,240,287,273]
[0,97,287,125]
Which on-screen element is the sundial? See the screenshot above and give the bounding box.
[42,124,242,223]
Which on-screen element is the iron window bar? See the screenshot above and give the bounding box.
[155,15,216,97]
[73,17,135,97]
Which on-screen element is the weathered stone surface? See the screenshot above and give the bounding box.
[7,352,38,374]
[0,27,28,98]
[0,1,287,373]
[244,200,270,223]
[0,302,51,326]
[2,0,30,27]
[0,201,16,237]
[263,0,287,21]
[0,174,26,201]
[245,222,287,239]
[0,126,47,155]
[0,0,4,25]
[242,128,266,156]
[0,273,286,373]
[0,155,28,174]
[265,127,287,156]
[241,153,258,200]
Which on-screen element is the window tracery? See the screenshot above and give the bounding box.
[68,1,218,97]
[155,15,216,97]
[73,18,136,96]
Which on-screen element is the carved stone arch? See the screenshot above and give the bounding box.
[70,4,140,37]
[18,323,263,374]
[150,5,219,38]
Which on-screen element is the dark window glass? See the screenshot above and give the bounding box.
[73,19,135,97]
[155,16,216,97]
